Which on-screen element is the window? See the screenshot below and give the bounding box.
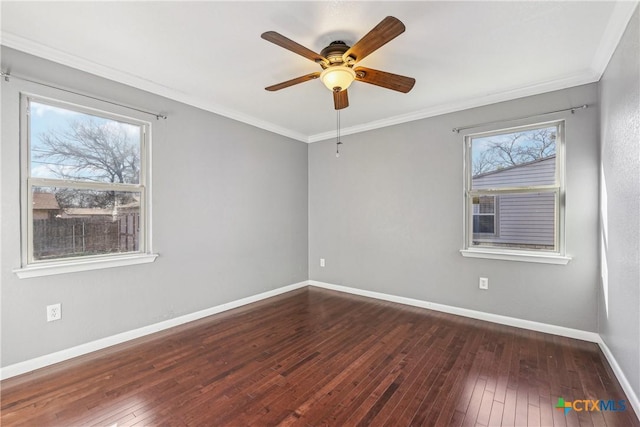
[462,121,569,264]
[472,195,496,236]
[17,94,155,277]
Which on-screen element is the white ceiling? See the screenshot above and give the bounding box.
[1,1,637,142]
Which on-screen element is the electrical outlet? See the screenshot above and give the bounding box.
[47,303,61,322]
[479,277,489,290]
[320,258,325,267]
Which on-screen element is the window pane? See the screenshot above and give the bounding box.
[472,196,496,234]
[473,196,495,214]
[471,191,556,250]
[32,187,140,261]
[473,215,495,234]
[30,101,141,184]
[471,126,556,189]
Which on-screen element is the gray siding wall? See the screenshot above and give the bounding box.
[474,157,556,246]
[473,157,556,188]
[496,193,555,246]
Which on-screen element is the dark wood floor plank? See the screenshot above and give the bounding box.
[430,325,487,427]
[501,386,518,426]
[527,402,541,426]
[316,324,422,426]
[379,326,455,425]
[477,389,495,426]
[246,331,383,425]
[539,395,554,427]
[256,304,408,424]
[310,324,429,426]
[535,331,552,404]
[356,321,446,426]
[514,384,530,426]
[462,377,487,426]
[1,287,637,427]
[488,399,505,426]
[408,333,468,425]
[226,300,411,426]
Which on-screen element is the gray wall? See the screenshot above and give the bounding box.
[1,47,309,367]
[309,83,599,331]
[598,6,640,401]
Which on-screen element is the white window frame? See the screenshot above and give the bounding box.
[14,93,157,278]
[460,120,571,265]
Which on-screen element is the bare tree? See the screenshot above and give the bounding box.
[472,149,497,176]
[472,128,556,176]
[36,119,139,184]
[35,119,139,208]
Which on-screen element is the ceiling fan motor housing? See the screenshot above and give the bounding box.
[321,41,350,64]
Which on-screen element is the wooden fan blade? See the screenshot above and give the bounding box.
[354,67,415,93]
[261,31,328,65]
[265,72,321,91]
[333,89,349,110]
[342,16,405,63]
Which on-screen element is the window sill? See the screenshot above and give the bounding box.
[13,253,158,279]
[460,249,571,265]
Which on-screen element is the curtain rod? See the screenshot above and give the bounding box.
[452,104,588,134]
[1,70,167,120]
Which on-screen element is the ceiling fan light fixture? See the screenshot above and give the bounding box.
[320,66,356,92]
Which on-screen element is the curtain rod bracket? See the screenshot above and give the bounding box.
[570,104,588,114]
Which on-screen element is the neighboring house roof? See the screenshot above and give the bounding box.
[473,155,556,179]
[32,192,60,210]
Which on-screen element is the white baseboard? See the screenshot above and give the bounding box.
[0,280,309,381]
[596,336,640,420]
[309,280,600,342]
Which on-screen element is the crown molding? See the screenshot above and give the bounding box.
[0,32,309,143]
[307,69,600,143]
[590,1,639,78]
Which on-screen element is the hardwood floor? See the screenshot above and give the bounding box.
[1,287,638,426]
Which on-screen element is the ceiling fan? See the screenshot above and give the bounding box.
[261,16,416,110]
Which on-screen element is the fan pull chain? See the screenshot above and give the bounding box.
[336,110,343,158]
